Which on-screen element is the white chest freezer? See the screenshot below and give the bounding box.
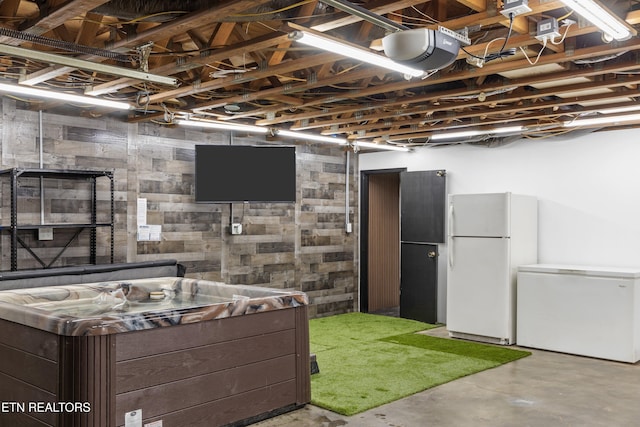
[517,264,640,363]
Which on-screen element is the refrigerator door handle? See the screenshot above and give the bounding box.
[448,204,454,268]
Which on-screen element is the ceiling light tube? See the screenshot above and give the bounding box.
[564,113,640,127]
[559,0,634,40]
[0,44,177,87]
[355,141,411,152]
[277,129,348,144]
[175,118,269,133]
[0,81,131,110]
[596,105,640,115]
[430,126,524,141]
[289,30,425,78]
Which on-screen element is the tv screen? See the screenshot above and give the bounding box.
[195,145,296,203]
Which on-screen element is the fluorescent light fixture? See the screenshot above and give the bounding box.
[176,119,350,145]
[277,129,348,144]
[0,44,177,87]
[596,105,640,115]
[175,118,269,133]
[559,0,634,40]
[430,126,524,141]
[289,30,425,78]
[0,81,132,110]
[355,141,411,152]
[564,113,640,127]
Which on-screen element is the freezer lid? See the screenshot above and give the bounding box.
[449,192,511,237]
[518,264,640,279]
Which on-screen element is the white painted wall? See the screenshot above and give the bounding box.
[359,128,640,322]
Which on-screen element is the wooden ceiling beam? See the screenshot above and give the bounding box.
[189,66,379,111]
[0,0,110,44]
[74,12,104,46]
[312,73,640,133]
[19,0,274,86]
[148,52,340,104]
[311,0,428,32]
[209,22,237,48]
[85,32,290,96]
[440,0,566,31]
[365,89,640,140]
[0,0,22,31]
[247,41,640,128]
[20,0,111,33]
[319,81,640,136]
[456,0,487,12]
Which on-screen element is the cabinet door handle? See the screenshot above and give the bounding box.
[427,251,437,258]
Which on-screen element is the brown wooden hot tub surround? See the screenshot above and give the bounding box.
[0,277,310,426]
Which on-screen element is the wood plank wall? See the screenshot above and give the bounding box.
[367,173,400,312]
[0,99,357,317]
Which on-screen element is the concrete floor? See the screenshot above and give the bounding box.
[252,326,640,427]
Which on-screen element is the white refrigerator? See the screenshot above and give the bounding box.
[446,192,537,345]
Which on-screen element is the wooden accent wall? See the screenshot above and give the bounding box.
[367,173,400,312]
[0,99,357,317]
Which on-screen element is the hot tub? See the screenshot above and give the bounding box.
[0,277,310,427]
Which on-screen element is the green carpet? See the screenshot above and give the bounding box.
[309,312,531,416]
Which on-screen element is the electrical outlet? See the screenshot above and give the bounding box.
[500,0,532,17]
[536,17,561,42]
[231,223,243,235]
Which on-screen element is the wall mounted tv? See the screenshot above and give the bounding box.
[195,145,296,203]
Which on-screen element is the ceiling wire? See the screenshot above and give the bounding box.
[410,5,439,24]
[68,11,190,27]
[462,13,516,63]
[387,12,438,26]
[230,0,317,18]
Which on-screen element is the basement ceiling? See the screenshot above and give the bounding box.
[1,0,640,149]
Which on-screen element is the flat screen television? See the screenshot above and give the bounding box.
[195,145,296,203]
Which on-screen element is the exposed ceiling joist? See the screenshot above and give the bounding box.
[1,0,639,147]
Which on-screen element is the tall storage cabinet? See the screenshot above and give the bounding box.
[0,168,114,271]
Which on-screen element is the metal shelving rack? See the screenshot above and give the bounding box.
[0,168,114,271]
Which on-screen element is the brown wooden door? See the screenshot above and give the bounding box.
[367,173,400,312]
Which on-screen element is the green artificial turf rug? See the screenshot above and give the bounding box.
[309,312,531,416]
